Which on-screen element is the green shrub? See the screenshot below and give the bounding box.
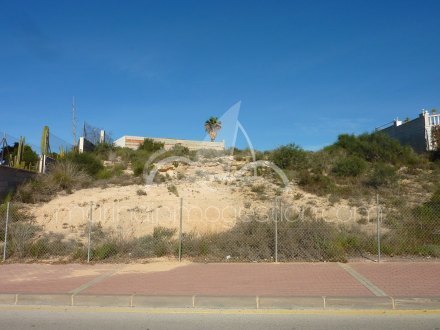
[167,184,179,197]
[96,164,125,180]
[136,189,147,196]
[138,138,164,152]
[153,227,176,240]
[367,163,397,188]
[133,161,145,177]
[405,186,440,244]
[93,241,118,260]
[269,144,308,170]
[334,132,420,166]
[50,162,90,191]
[67,153,103,177]
[298,170,336,195]
[93,143,116,160]
[96,168,112,180]
[15,161,90,203]
[332,156,367,177]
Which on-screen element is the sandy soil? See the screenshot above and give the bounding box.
[26,157,377,240]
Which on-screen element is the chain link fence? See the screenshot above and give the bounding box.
[1,195,439,263]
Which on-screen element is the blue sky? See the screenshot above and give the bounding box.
[1,0,440,151]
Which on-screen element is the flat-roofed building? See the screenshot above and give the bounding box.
[378,110,440,153]
[113,135,225,151]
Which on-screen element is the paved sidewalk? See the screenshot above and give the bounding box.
[0,262,439,309]
[0,262,439,297]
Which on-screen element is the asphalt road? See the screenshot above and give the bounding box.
[0,307,439,330]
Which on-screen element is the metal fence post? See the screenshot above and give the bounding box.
[87,203,93,263]
[178,197,183,262]
[274,198,278,263]
[376,193,381,263]
[2,202,10,262]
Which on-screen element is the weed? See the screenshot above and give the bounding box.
[136,189,147,196]
[167,184,179,197]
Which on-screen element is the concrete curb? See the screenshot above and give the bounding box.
[0,294,439,310]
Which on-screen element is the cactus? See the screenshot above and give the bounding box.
[41,126,50,156]
[12,136,25,168]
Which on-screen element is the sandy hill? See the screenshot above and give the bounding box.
[27,156,377,241]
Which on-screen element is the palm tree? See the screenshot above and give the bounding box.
[204,116,222,142]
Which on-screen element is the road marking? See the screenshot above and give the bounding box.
[0,305,439,316]
[69,268,120,295]
[338,263,387,297]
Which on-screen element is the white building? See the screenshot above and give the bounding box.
[113,136,225,151]
[378,110,440,152]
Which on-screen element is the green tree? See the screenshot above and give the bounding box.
[204,117,222,142]
[22,145,39,166]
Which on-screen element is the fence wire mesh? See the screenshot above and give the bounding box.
[1,195,439,263]
[83,122,103,145]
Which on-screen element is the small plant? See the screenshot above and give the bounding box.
[250,184,267,200]
[93,241,118,260]
[167,184,179,197]
[294,193,303,200]
[136,189,147,196]
[251,184,265,194]
[153,173,166,183]
[153,227,177,240]
[357,217,368,225]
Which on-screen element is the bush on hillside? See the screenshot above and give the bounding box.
[93,142,116,160]
[334,132,420,165]
[66,153,103,177]
[138,138,165,152]
[15,161,90,203]
[269,144,308,170]
[332,156,367,177]
[366,162,397,188]
[297,170,336,196]
[408,186,440,244]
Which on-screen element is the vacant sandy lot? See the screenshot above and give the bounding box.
[26,157,378,240]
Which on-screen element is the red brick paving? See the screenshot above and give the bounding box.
[1,262,439,297]
[351,262,440,297]
[84,263,373,296]
[0,264,116,294]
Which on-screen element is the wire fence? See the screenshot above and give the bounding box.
[48,133,74,154]
[1,196,439,263]
[83,122,103,145]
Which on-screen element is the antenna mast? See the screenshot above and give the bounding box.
[72,96,77,146]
